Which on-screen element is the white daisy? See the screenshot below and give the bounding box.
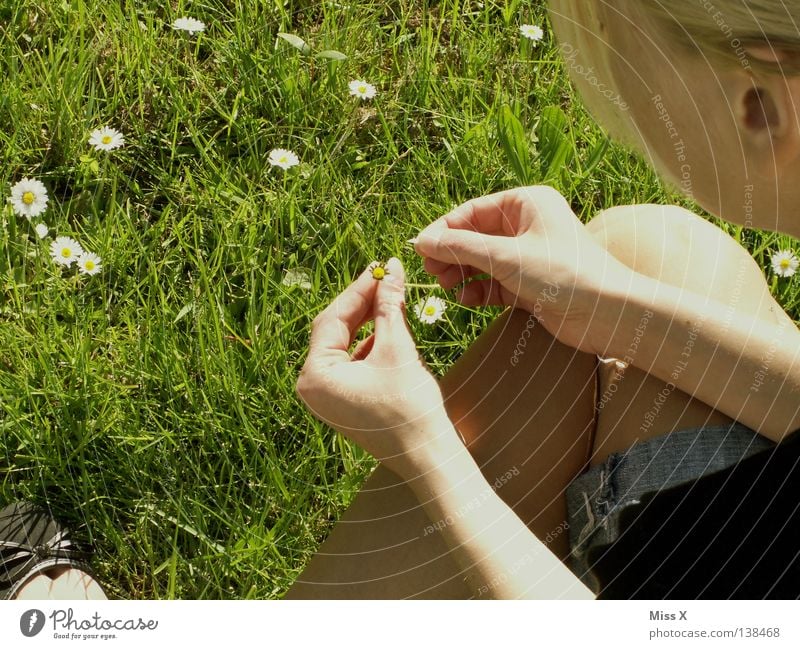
[34,223,49,239]
[770,249,799,278]
[348,79,377,100]
[10,178,49,219]
[77,251,102,276]
[50,236,84,267]
[414,296,447,324]
[268,148,300,170]
[520,24,544,42]
[172,17,206,34]
[89,126,125,152]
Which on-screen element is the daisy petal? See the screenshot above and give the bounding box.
[10,178,49,219]
[89,126,125,152]
[173,17,206,34]
[268,148,300,170]
[50,236,84,267]
[77,251,103,276]
[413,295,447,324]
[520,24,544,42]
[770,249,799,278]
[348,79,377,100]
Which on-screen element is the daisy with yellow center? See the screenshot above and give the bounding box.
[50,236,84,267]
[770,249,799,278]
[369,261,388,280]
[77,252,102,276]
[414,296,447,324]
[348,79,377,100]
[89,126,125,152]
[10,178,49,219]
[268,148,300,170]
[519,24,544,43]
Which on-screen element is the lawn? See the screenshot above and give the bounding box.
[1,0,798,599]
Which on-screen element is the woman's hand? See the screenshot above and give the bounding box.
[295,257,458,479]
[413,185,635,355]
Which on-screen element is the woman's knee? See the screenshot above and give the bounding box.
[586,204,787,325]
[586,203,744,281]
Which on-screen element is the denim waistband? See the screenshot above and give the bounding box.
[565,422,775,593]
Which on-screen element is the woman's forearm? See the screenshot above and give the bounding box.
[593,272,800,441]
[401,427,594,599]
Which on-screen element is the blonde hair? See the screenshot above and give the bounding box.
[640,1,800,74]
[548,0,800,153]
[547,1,636,144]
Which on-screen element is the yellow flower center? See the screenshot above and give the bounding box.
[359,85,367,93]
[371,266,385,280]
[102,135,113,144]
[424,305,436,316]
[61,248,72,258]
[22,191,35,205]
[279,156,287,163]
[780,258,791,269]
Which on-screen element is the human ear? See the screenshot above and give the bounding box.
[735,49,800,172]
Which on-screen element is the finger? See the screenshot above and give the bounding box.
[437,264,483,290]
[415,227,512,273]
[424,256,451,275]
[457,278,518,308]
[351,332,376,360]
[428,189,524,237]
[308,263,378,363]
[446,185,572,233]
[372,257,418,360]
[414,186,571,256]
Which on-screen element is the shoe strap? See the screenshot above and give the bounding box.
[1,530,90,588]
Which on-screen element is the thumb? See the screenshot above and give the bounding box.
[372,257,418,361]
[415,223,510,273]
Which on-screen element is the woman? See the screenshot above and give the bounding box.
[289,0,800,598]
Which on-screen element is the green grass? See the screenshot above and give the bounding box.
[0,0,798,599]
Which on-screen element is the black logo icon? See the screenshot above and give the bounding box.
[20,609,45,637]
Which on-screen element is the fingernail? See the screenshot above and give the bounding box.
[416,224,441,245]
[416,236,436,254]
